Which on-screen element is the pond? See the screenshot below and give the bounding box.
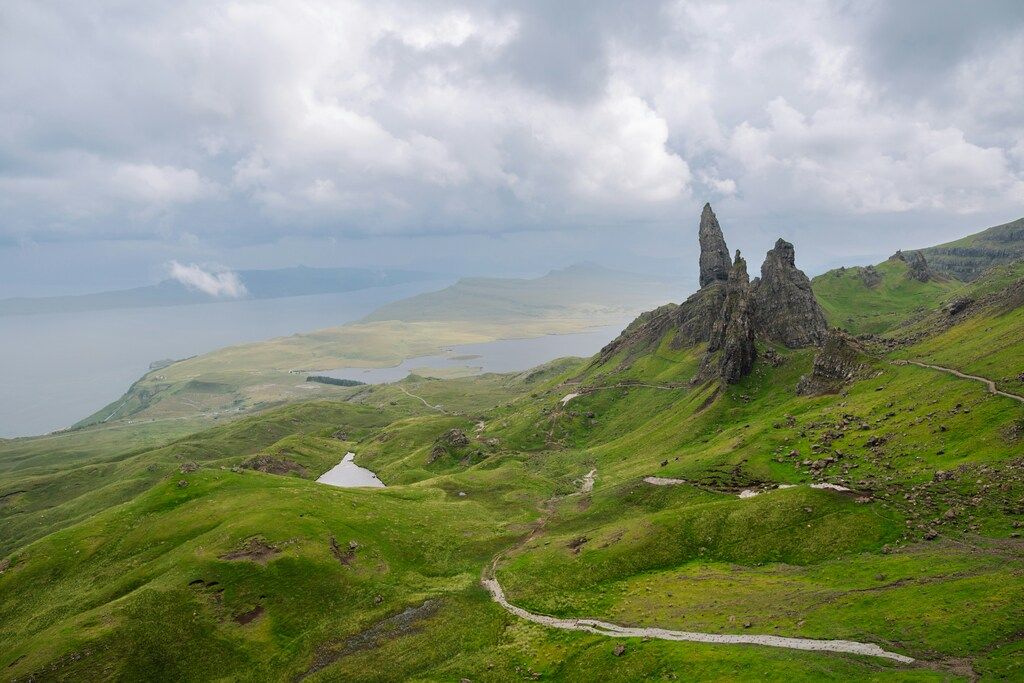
[316,452,385,488]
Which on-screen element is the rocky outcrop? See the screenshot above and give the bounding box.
[751,239,829,348]
[696,252,756,384]
[891,249,933,282]
[698,203,731,288]
[797,329,868,396]
[860,265,881,288]
[428,428,471,463]
[590,204,831,385]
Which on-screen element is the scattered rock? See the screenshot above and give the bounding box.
[179,462,199,474]
[613,643,626,657]
[177,480,189,488]
[241,455,309,478]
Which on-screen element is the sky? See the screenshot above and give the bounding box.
[1,0,1023,296]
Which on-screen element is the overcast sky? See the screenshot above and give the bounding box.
[2,0,1023,296]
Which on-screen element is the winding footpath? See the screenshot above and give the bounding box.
[395,385,447,413]
[898,360,1024,404]
[560,381,683,406]
[482,468,916,665]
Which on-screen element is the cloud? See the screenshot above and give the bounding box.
[111,164,216,204]
[0,0,1021,263]
[168,261,248,298]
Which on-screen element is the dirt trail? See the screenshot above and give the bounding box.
[899,360,1024,404]
[483,469,916,665]
[395,385,447,413]
[560,381,682,405]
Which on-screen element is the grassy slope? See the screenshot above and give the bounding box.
[893,260,1024,396]
[812,258,960,335]
[3,268,1024,679]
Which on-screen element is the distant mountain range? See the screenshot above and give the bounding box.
[361,262,684,323]
[0,266,436,316]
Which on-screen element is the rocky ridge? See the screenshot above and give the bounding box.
[597,204,829,385]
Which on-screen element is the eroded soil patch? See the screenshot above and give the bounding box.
[220,537,281,564]
[295,599,440,681]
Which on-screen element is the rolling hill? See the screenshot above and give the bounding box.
[2,207,1023,680]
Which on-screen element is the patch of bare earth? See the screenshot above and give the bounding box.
[219,537,281,564]
[295,600,440,681]
[329,536,358,566]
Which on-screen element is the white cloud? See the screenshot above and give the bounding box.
[168,261,248,298]
[0,0,1021,253]
[111,164,216,204]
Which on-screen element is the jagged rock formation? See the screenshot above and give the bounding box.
[860,265,881,287]
[751,239,829,348]
[696,252,756,384]
[698,203,732,288]
[797,329,868,396]
[592,204,829,385]
[890,249,933,282]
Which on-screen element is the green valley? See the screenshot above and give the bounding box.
[2,207,1023,681]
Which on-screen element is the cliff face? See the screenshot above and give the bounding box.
[751,239,829,348]
[919,216,1024,282]
[696,252,756,384]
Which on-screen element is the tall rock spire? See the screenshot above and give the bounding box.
[697,250,756,384]
[750,239,828,348]
[698,203,731,288]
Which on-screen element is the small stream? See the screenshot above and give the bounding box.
[316,452,385,488]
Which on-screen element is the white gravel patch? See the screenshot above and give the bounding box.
[643,476,688,486]
[561,392,581,405]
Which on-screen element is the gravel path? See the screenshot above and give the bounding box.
[481,577,914,663]
[899,360,1024,404]
[486,469,915,665]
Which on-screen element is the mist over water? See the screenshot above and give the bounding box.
[0,281,448,438]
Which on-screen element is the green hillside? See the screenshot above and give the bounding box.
[3,255,1024,680]
[812,257,960,335]
[920,216,1024,282]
